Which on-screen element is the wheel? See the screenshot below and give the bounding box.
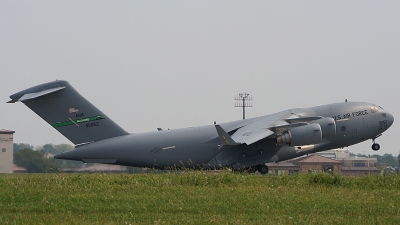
[257,165,269,175]
[248,166,257,173]
[372,143,380,151]
[232,167,249,173]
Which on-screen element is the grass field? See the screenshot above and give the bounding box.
[1,172,399,224]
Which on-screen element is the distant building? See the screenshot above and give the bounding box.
[267,154,342,175]
[267,148,380,176]
[0,129,15,173]
[317,149,378,167]
[316,149,380,175]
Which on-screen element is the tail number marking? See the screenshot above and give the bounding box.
[85,122,99,128]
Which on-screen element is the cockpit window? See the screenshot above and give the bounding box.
[371,106,379,113]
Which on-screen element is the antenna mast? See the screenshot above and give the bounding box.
[235,93,252,120]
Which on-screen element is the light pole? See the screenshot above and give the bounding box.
[235,93,252,120]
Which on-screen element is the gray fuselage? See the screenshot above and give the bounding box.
[55,101,394,169]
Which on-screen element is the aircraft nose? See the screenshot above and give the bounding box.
[386,111,394,128]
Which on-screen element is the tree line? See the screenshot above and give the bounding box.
[350,152,399,168]
[13,143,83,173]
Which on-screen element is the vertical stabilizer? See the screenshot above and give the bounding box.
[8,80,128,145]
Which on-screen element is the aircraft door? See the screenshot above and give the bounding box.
[352,116,371,141]
[352,129,357,139]
[361,117,373,140]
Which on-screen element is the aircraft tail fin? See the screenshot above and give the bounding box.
[8,80,129,145]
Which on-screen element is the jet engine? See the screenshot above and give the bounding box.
[310,117,336,138]
[276,123,322,146]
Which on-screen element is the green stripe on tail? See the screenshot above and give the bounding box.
[51,115,105,128]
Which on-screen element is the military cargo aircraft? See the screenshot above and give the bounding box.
[8,80,394,174]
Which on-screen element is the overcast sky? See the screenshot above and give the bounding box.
[1,1,399,156]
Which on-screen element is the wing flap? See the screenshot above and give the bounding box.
[243,129,274,145]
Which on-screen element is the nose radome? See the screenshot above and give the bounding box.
[386,111,394,127]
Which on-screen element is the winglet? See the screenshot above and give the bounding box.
[215,125,240,149]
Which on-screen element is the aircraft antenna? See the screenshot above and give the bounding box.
[235,93,253,119]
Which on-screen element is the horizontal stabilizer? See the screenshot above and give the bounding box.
[8,87,65,103]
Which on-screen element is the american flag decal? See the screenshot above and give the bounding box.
[69,107,79,113]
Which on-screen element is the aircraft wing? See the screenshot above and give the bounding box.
[215,113,325,148]
[230,114,288,145]
[240,129,275,145]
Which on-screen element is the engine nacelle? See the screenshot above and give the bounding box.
[276,123,322,146]
[310,117,336,138]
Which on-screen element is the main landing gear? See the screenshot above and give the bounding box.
[232,164,269,175]
[371,134,382,151]
[256,164,269,175]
